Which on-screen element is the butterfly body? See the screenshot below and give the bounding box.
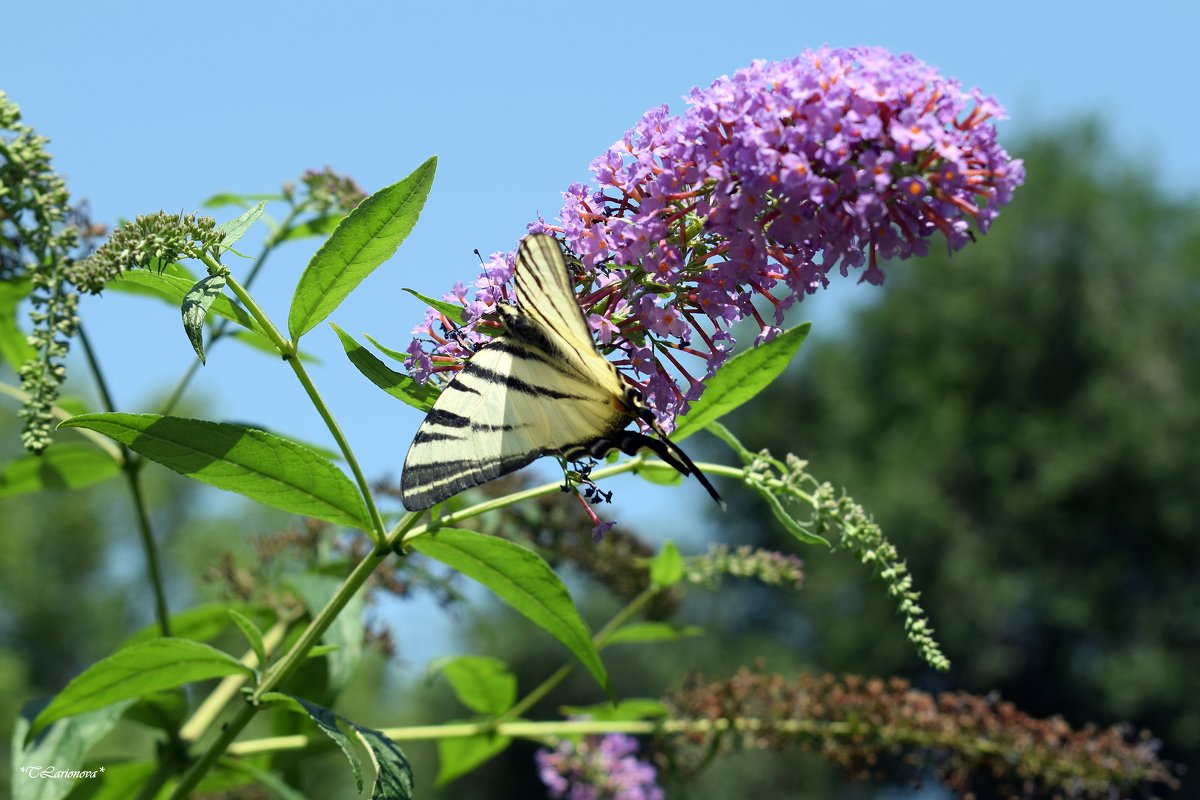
[400,234,721,511]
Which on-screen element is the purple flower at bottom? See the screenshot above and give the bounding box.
[536,734,664,800]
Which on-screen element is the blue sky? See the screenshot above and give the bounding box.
[4,1,1198,531]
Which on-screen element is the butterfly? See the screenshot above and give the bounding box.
[400,233,722,511]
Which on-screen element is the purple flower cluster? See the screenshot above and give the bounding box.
[406,47,1023,430]
[536,734,663,800]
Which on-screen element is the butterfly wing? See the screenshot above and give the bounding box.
[399,235,634,510]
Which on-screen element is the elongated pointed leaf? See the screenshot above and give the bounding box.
[216,201,267,249]
[263,694,363,792]
[59,413,370,528]
[203,191,284,209]
[59,761,158,800]
[218,759,310,800]
[672,322,811,441]
[561,698,669,722]
[266,695,414,798]
[289,157,436,339]
[278,213,344,243]
[604,622,703,646]
[29,639,252,738]
[331,323,438,411]
[220,201,270,248]
[111,270,269,340]
[353,724,415,800]
[429,655,516,715]
[14,700,135,800]
[123,602,270,647]
[402,287,466,326]
[436,732,510,788]
[411,529,608,691]
[649,541,684,589]
[363,334,412,365]
[227,608,267,670]
[231,329,319,362]
[0,444,120,497]
[122,689,189,732]
[181,273,228,363]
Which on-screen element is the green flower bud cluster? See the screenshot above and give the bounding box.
[67,211,225,294]
[1,91,83,453]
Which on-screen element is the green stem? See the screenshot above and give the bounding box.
[0,382,122,461]
[170,457,732,796]
[168,512,423,800]
[178,620,291,743]
[217,268,388,548]
[77,325,172,638]
[281,344,389,546]
[399,457,742,546]
[225,716,861,757]
[502,587,655,724]
[160,207,302,416]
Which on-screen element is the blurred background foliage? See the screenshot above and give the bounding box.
[2,120,1197,798]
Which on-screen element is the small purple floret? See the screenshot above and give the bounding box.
[405,47,1023,430]
[536,734,664,800]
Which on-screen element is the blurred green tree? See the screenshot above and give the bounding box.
[728,121,1200,790]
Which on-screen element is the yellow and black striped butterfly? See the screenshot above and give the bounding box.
[399,233,722,511]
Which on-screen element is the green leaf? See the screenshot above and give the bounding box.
[634,465,684,487]
[29,639,252,738]
[285,572,364,694]
[757,482,829,546]
[604,622,703,647]
[411,529,608,692]
[401,287,466,326]
[14,700,135,800]
[363,333,412,365]
[0,277,35,371]
[436,732,510,788]
[121,689,188,732]
[331,323,438,411]
[110,269,269,341]
[307,643,341,658]
[181,273,228,364]
[277,213,344,243]
[61,760,158,800]
[353,724,415,800]
[560,698,669,722]
[216,201,267,249]
[227,608,267,671]
[216,759,310,800]
[122,602,270,647]
[263,694,363,792]
[650,541,684,589]
[203,191,283,209]
[266,695,414,799]
[230,329,319,363]
[0,444,120,498]
[429,655,516,715]
[288,157,436,340]
[672,322,811,441]
[59,413,371,529]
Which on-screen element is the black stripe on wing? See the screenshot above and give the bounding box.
[400,450,542,510]
[513,235,598,365]
[459,358,592,401]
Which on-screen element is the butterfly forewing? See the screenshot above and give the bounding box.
[399,235,633,510]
